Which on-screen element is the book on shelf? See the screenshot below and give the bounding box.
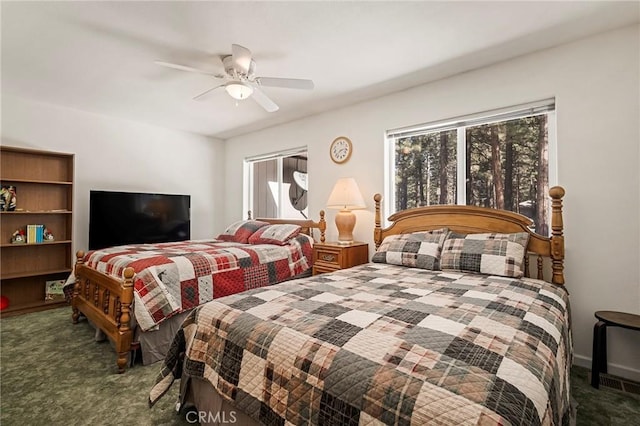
[26,224,45,243]
[45,279,66,301]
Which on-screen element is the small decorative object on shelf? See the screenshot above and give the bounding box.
[0,296,9,311]
[1,184,17,211]
[45,279,66,301]
[44,228,55,241]
[10,228,26,244]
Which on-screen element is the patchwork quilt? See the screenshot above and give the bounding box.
[150,263,572,425]
[82,236,313,331]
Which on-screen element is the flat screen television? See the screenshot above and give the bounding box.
[89,190,191,250]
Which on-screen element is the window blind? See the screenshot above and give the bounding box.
[386,99,555,140]
[246,146,307,163]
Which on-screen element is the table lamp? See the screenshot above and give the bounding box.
[326,178,366,244]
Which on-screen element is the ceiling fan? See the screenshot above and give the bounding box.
[155,44,314,112]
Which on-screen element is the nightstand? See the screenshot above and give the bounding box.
[591,310,640,388]
[312,241,369,275]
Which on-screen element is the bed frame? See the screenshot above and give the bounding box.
[167,187,567,425]
[373,186,565,285]
[71,213,326,373]
[248,211,327,243]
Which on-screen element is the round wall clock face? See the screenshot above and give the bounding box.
[330,137,353,164]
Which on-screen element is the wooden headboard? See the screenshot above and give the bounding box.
[373,186,566,285]
[248,211,327,243]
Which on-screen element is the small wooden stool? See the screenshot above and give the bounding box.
[591,310,640,388]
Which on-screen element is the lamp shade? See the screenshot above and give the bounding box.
[326,178,366,210]
[225,82,253,100]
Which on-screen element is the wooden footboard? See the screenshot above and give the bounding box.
[72,251,134,373]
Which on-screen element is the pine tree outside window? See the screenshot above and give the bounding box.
[386,100,556,235]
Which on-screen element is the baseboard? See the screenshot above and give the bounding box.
[574,354,640,382]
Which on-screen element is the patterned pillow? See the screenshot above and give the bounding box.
[371,228,449,270]
[248,224,301,246]
[217,220,269,244]
[440,232,530,278]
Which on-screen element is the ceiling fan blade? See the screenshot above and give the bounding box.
[256,77,314,90]
[154,60,220,77]
[249,85,279,112]
[192,83,225,100]
[231,44,252,75]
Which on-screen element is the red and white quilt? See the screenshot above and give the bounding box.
[82,236,314,331]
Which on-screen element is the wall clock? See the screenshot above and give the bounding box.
[329,136,353,164]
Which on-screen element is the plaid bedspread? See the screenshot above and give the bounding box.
[82,236,313,331]
[150,263,572,425]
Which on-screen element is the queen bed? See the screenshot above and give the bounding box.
[71,213,326,373]
[149,187,571,425]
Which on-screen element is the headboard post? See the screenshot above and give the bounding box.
[318,210,327,243]
[374,194,383,250]
[549,186,566,285]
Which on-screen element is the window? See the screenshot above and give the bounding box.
[387,100,556,234]
[244,148,309,219]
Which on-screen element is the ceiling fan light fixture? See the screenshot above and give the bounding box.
[155,43,313,112]
[225,82,253,100]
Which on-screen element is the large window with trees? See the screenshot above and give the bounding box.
[244,147,309,219]
[387,100,556,234]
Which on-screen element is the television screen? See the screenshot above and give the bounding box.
[89,190,191,250]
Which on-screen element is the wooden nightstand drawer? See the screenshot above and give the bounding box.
[312,242,368,275]
[314,247,342,266]
[312,264,340,275]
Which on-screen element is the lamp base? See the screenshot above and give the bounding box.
[335,209,356,243]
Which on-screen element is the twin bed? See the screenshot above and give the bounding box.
[71,213,327,372]
[147,187,572,425]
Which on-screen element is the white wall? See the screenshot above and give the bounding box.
[1,95,226,253]
[224,25,640,380]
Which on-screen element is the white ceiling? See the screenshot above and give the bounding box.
[2,1,638,139]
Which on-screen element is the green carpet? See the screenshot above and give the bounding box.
[1,307,188,426]
[1,307,639,425]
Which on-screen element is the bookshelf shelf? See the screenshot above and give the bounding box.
[0,299,67,316]
[1,146,74,317]
[0,178,72,185]
[1,211,72,214]
[0,240,72,248]
[1,268,73,280]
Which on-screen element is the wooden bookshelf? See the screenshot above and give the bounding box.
[1,146,74,317]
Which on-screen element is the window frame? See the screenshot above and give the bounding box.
[243,146,308,219]
[385,100,557,224]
